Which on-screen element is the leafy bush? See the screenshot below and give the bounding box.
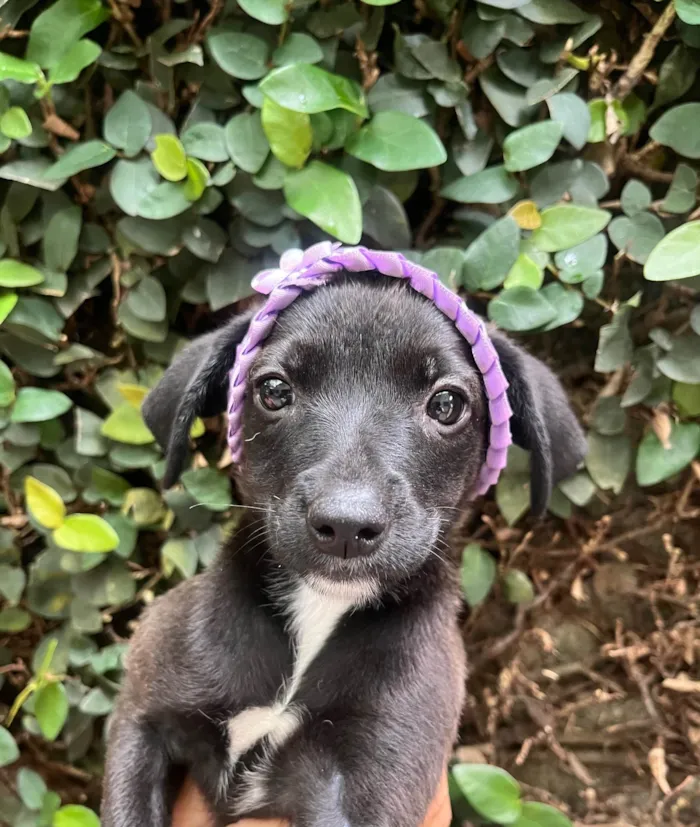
[1,0,699,825]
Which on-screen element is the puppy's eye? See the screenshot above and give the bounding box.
[427,390,465,425]
[259,378,293,411]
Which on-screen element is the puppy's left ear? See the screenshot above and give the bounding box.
[142,309,255,488]
[491,331,586,517]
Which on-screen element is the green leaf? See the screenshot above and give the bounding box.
[637,422,700,487]
[559,471,596,506]
[129,275,166,323]
[0,726,20,767]
[586,432,631,494]
[104,90,151,157]
[109,158,160,216]
[162,537,198,578]
[644,221,700,281]
[620,179,652,217]
[44,141,116,179]
[238,0,288,24]
[181,467,231,512]
[0,158,67,191]
[25,476,66,529]
[488,287,556,331]
[649,102,700,159]
[676,0,700,24]
[181,123,229,162]
[53,513,120,552]
[151,134,187,182]
[11,388,72,423]
[260,64,368,117]
[547,92,590,150]
[346,111,446,172]
[17,767,47,810]
[0,107,32,140]
[662,163,697,214]
[517,0,591,24]
[101,403,154,444]
[272,33,324,66]
[460,543,496,607]
[26,0,110,69]
[503,120,563,172]
[261,97,312,169]
[0,607,31,631]
[34,681,68,740]
[0,259,44,287]
[657,334,700,383]
[504,254,543,290]
[207,28,269,80]
[479,65,536,127]
[44,205,82,272]
[284,161,362,244]
[451,764,522,824]
[0,359,15,406]
[54,804,100,827]
[595,299,636,372]
[608,213,665,265]
[531,205,611,252]
[184,158,209,201]
[539,282,584,330]
[441,165,519,204]
[503,569,535,604]
[0,53,43,84]
[0,293,19,324]
[512,802,573,827]
[224,111,269,174]
[652,44,699,112]
[137,180,191,219]
[49,38,101,84]
[462,217,520,290]
[674,382,700,417]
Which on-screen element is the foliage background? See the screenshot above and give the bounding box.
[1,0,700,825]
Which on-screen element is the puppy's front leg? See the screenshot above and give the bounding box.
[101,711,173,827]
[278,719,445,827]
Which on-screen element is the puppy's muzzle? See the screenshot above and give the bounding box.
[306,486,388,559]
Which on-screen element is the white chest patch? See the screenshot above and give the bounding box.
[225,579,363,813]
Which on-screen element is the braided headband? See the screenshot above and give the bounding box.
[227,242,513,497]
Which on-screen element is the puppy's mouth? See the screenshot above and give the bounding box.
[263,503,443,596]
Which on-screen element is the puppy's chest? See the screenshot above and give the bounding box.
[226,582,353,764]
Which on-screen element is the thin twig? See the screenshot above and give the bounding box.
[613,2,676,99]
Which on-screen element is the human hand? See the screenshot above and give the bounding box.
[171,769,451,827]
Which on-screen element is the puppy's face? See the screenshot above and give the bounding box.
[143,265,586,597]
[239,277,488,595]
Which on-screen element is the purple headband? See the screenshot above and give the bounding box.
[227,242,513,497]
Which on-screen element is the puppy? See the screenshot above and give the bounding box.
[101,275,586,827]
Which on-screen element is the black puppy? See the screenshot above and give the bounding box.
[101,276,585,827]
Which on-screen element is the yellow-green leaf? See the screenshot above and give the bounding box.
[183,157,209,201]
[261,96,311,169]
[53,513,119,553]
[25,476,66,529]
[151,134,187,181]
[101,403,154,444]
[0,107,32,140]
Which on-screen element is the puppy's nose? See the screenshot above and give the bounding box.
[307,489,387,559]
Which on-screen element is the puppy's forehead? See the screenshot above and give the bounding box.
[254,275,474,384]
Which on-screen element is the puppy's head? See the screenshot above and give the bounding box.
[144,275,585,595]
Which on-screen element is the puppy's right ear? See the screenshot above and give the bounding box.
[142,310,254,487]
